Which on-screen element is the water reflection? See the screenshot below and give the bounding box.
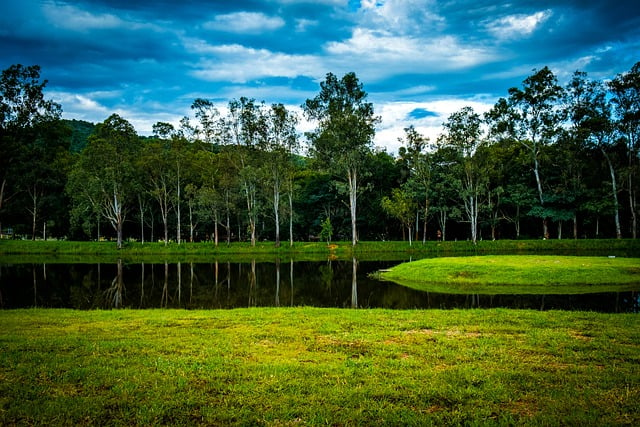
[0,260,638,312]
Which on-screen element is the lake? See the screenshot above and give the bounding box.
[1,258,638,312]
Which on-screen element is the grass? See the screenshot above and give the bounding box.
[378,255,640,294]
[1,238,640,263]
[1,308,639,425]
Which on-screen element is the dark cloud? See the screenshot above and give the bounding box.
[1,0,637,148]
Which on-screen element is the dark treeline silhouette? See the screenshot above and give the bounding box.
[1,63,639,246]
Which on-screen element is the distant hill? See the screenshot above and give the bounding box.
[63,119,95,153]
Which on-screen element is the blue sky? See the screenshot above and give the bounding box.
[2,0,638,153]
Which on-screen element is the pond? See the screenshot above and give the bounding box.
[1,258,638,312]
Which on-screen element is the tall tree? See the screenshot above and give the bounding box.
[67,114,140,249]
[439,106,485,243]
[263,103,298,247]
[221,97,266,246]
[566,71,622,238]
[609,62,640,238]
[398,126,432,243]
[303,72,379,246]
[486,67,564,238]
[0,64,62,233]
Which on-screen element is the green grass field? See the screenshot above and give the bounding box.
[1,308,639,425]
[2,238,640,261]
[379,255,640,294]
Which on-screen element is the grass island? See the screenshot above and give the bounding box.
[378,255,640,294]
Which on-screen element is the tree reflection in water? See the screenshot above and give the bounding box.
[0,260,637,312]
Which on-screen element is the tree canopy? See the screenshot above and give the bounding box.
[1,63,639,244]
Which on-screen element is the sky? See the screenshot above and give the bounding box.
[2,0,639,154]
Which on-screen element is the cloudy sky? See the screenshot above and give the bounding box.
[2,0,638,153]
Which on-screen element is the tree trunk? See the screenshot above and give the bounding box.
[30,185,37,240]
[288,191,294,247]
[213,208,219,247]
[422,199,429,244]
[533,152,549,239]
[347,167,358,246]
[176,169,182,245]
[273,175,280,248]
[601,148,622,239]
[189,202,194,242]
[138,196,145,244]
[558,220,562,240]
[629,173,637,239]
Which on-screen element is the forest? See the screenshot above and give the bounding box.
[1,62,639,248]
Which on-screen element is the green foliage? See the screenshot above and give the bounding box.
[319,216,333,244]
[1,308,639,425]
[2,63,640,243]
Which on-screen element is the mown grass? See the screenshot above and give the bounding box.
[379,255,640,294]
[1,308,639,425]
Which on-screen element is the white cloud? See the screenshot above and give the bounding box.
[294,18,317,32]
[43,3,125,31]
[325,28,495,78]
[485,10,552,40]
[184,39,322,82]
[203,12,285,33]
[358,0,445,34]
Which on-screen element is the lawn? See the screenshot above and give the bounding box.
[378,255,640,294]
[1,308,638,425]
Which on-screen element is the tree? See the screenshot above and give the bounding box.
[609,62,640,238]
[221,97,266,246]
[398,126,432,243]
[263,103,299,247]
[566,71,621,238]
[139,136,175,245]
[303,72,379,246]
[319,216,333,245]
[487,67,564,238]
[21,120,71,239]
[67,114,140,249]
[0,64,62,234]
[381,187,417,245]
[438,106,485,243]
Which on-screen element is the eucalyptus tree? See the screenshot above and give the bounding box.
[263,103,299,247]
[486,67,564,238]
[397,126,432,243]
[67,114,140,249]
[140,134,174,245]
[0,64,62,235]
[609,62,640,238]
[221,97,267,246]
[429,148,461,242]
[191,98,221,145]
[438,106,486,243]
[303,72,379,246]
[566,71,621,238]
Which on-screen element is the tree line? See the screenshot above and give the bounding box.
[1,62,639,247]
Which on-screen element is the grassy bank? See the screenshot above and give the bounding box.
[2,238,640,260]
[379,255,640,294]
[1,308,638,425]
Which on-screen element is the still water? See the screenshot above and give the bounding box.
[1,259,638,312]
